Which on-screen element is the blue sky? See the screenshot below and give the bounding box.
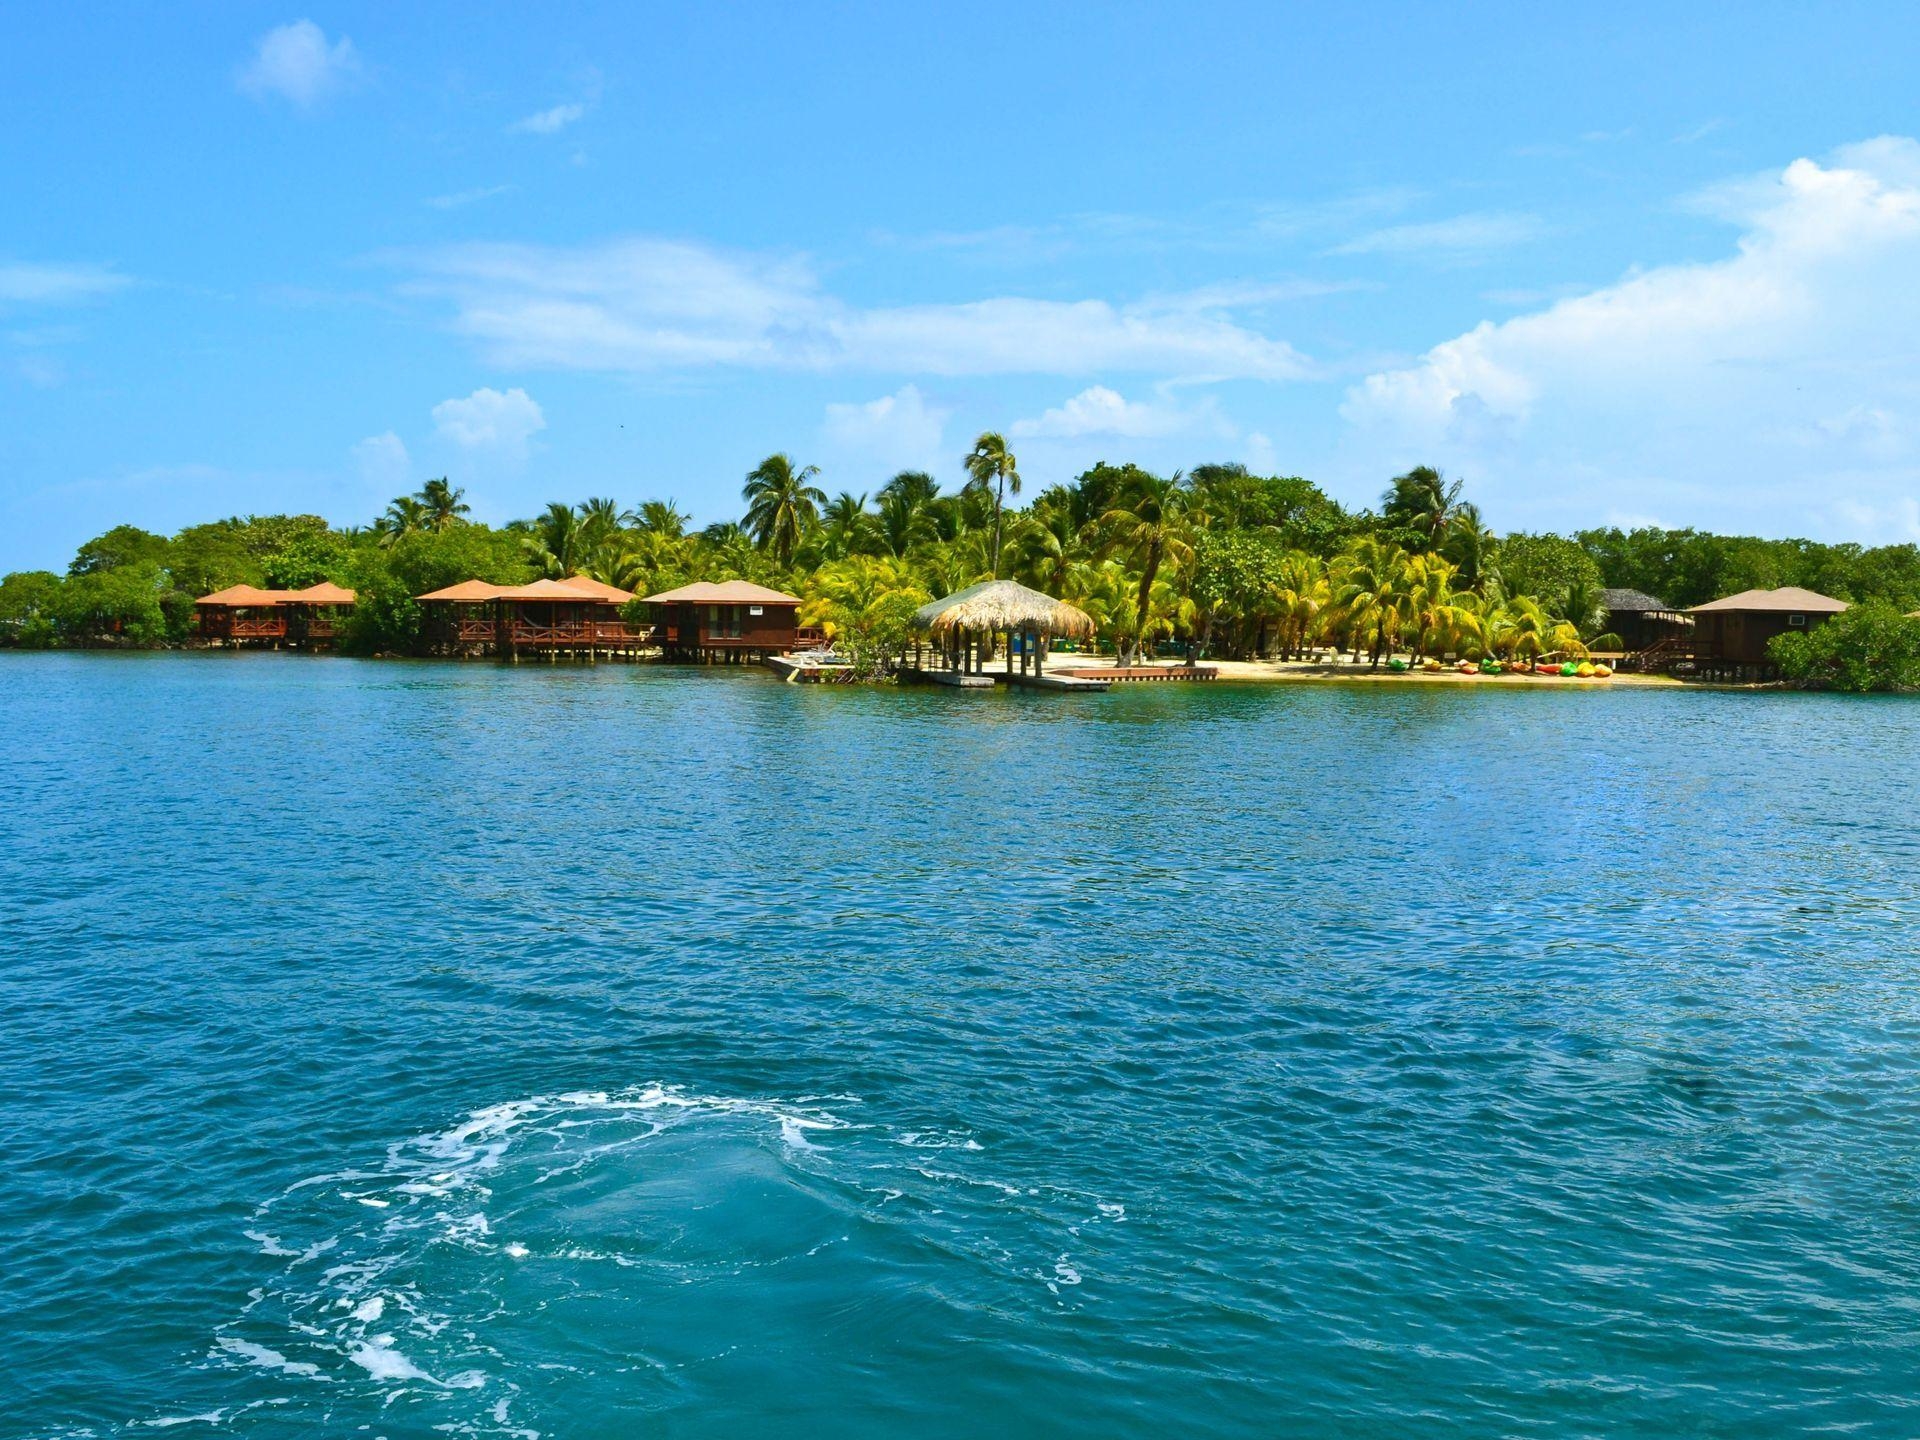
[5,3,1920,572]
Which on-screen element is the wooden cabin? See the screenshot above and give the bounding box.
[195,582,356,648]
[1686,586,1849,678]
[417,579,506,653]
[641,580,815,660]
[415,575,651,657]
[283,582,355,646]
[195,584,288,645]
[1599,588,1691,653]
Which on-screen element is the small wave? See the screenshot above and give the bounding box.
[164,1084,1123,1434]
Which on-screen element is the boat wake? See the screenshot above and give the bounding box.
[166,1085,1126,1435]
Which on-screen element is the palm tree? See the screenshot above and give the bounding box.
[524,501,586,578]
[417,477,470,531]
[963,433,1021,578]
[1335,537,1414,666]
[870,471,936,558]
[1402,553,1482,661]
[873,492,928,558]
[578,496,628,539]
[741,454,825,567]
[1441,502,1497,590]
[1488,595,1586,663]
[821,492,873,560]
[879,469,939,506]
[1008,510,1079,595]
[1094,469,1198,666]
[637,500,689,539]
[1270,554,1331,660]
[1557,575,1610,637]
[1383,465,1465,548]
[376,495,430,548]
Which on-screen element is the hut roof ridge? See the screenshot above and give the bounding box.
[1689,586,1850,614]
[641,579,802,604]
[194,584,282,606]
[560,574,638,604]
[912,579,1095,638]
[1599,587,1675,613]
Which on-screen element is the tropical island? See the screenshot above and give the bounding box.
[5,443,1918,691]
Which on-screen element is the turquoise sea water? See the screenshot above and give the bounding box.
[4,654,1920,1438]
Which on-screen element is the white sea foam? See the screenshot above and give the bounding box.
[348,1339,434,1384]
[199,1082,1109,1429]
[216,1336,322,1378]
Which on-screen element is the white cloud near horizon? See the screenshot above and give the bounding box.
[0,262,129,306]
[237,20,359,108]
[426,185,515,211]
[1331,211,1548,258]
[351,431,411,490]
[1341,136,1920,538]
[432,387,545,461]
[509,102,586,135]
[1011,385,1223,441]
[822,385,950,471]
[400,239,1314,382]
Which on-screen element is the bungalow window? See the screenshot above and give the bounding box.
[1787,613,1807,627]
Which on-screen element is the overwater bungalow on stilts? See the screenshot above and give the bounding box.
[905,580,1105,689]
[415,575,653,659]
[638,580,819,662]
[194,582,357,649]
[1621,585,1850,679]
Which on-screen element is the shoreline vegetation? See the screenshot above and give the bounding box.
[6,451,1920,691]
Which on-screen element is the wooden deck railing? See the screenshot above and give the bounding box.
[508,620,658,646]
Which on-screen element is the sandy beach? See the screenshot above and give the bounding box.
[1048,656,1689,687]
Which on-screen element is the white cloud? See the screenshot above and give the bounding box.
[237,20,359,109]
[1331,211,1548,258]
[10,354,65,388]
[1341,136,1920,536]
[509,102,586,135]
[432,387,546,460]
[822,384,949,467]
[0,262,128,306]
[425,185,515,211]
[351,431,411,490]
[1011,385,1216,440]
[401,238,1313,381]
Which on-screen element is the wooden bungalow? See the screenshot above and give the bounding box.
[640,580,815,661]
[195,582,356,648]
[415,575,651,658]
[907,579,1097,687]
[1599,588,1691,654]
[1685,586,1849,678]
[195,584,289,645]
[282,581,355,646]
[417,579,506,653]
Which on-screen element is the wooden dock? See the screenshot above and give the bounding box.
[1054,665,1218,684]
[1007,672,1110,691]
[900,665,996,688]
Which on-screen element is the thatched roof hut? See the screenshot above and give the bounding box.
[912,580,1094,638]
[1600,587,1680,616]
